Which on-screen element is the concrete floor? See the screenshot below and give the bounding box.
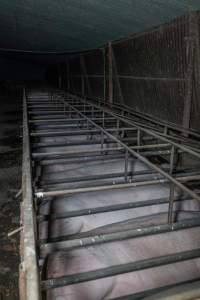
[0,87,21,299]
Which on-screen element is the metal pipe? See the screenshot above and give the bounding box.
[35,174,200,198]
[32,143,170,159]
[30,127,136,137]
[32,136,155,149]
[29,117,115,124]
[61,99,200,203]
[38,195,193,221]
[41,248,200,290]
[40,218,200,255]
[69,93,200,160]
[108,278,200,300]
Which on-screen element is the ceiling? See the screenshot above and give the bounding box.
[0,0,200,54]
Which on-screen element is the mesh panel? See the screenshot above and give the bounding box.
[65,12,200,132]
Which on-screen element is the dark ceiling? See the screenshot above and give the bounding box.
[1,0,200,54]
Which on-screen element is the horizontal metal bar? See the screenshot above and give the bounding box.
[40,218,200,255]
[32,146,122,159]
[32,136,154,149]
[40,166,195,187]
[29,110,101,115]
[30,127,136,137]
[41,248,200,290]
[36,153,167,166]
[32,143,170,159]
[38,153,124,165]
[108,278,200,300]
[38,195,192,221]
[41,171,135,186]
[28,105,67,108]
[29,117,115,123]
[69,74,187,81]
[35,174,200,198]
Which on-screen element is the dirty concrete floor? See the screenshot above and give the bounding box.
[0,88,22,300]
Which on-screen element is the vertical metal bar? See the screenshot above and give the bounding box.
[168,184,175,225]
[86,120,89,140]
[108,42,113,104]
[81,74,85,96]
[103,111,105,128]
[101,131,104,149]
[103,48,106,104]
[117,119,120,137]
[137,129,141,152]
[92,106,94,119]
[168,145,176,224]
[124,149,129,182]
[164,126,168,135]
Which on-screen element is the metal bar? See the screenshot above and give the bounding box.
[68,93,200,160]
[41,166,198,186]
[61,98,200,202]
[21,88,40,299]
[168,146,176,224]
[38,195,193,221]
[35,174,200,198]
[41,248,200,290]
[30,127,136,137]
[41,171,135,186]
[32,143,170,159]
[40,218,200,255]
[124,150,129,182]
[29,117,115,124]
[32,136,155,149]
[38,153,124,166]
[29,110,101,115]
[78,93,200,140]
[71,93,200,145]
[108,278,200,300]
[108,41,113,104]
